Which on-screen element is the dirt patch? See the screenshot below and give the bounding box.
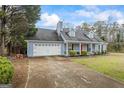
[11,58,29,88]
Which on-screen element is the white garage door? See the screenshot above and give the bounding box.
[33,43,61,56]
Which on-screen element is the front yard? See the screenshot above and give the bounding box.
[71,53,124,83]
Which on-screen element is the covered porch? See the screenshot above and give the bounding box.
[63,42,107,56]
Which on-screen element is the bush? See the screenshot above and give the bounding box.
[77,51,80,55]
[94,51,101,55]
[98,51,101,55]
[0,56,14,84]
[81,51,87,56]
[68,50,77,56]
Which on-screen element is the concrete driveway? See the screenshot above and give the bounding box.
[26,57,124,88]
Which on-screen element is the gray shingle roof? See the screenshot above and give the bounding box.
[27,28,63,41]
[27,28,103,42]
[61,30,103,42]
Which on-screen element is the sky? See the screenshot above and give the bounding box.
[36,5,124,29]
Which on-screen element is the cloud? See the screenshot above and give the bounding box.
[41,12,60,27]
[94,10,124,24]
[76,7,124,24]
[83,5,100,12]
[117,19,124,24]
[76,10,94,17]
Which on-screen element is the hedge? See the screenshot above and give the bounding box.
[81,51,87,56]
[68,50,77,56]
[0,56,14,84]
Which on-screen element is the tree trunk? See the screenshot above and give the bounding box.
[0,6,6,56]
[0,35,5,56]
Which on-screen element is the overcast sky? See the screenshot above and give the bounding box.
[36,5,124,29]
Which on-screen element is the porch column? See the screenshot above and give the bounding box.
[95,44,99,52]
[99,44,102,53]
[66,43,68,56]
[79,43,82,55]
[90,43,93,53]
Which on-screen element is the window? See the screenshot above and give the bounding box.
[35,44,37,46]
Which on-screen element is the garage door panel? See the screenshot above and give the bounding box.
[33,43,61,56]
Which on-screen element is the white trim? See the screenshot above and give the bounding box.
[26,40,108,45]
[65,43,68,56]
[60,32,67,42]
[66,40,107,44]
[26,40,63,43]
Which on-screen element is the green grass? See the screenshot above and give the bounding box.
[72,53,124,82]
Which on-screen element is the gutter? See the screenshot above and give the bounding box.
[65,40,107,44]
[25,40,64,43]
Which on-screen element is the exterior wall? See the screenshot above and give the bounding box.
[68,43,80,52]
[92,44,95,52]
[73,44,80,51]
[94,44,99,52]
[103,44,107,51]
[27,42,33,57]
[87,44,91,52]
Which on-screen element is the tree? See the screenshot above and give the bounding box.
[0,6,8,56]
[81,22,90,32]
[93,21,106,37]
[0,5,41,55]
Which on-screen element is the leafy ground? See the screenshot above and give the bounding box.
[71,53,124,82]
[11,58,29,88]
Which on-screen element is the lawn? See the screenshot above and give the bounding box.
[71,53,124,82]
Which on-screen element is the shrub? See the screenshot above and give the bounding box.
[64,51,66,54]
[0,56,14,84]
[77,51,80,55]
[81,51,87,56]
[103,51,107,54]
[97,51,101,55]
[68,50,77,56]
[95,51,99,55]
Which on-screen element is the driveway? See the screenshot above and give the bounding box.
[26,57,124,88]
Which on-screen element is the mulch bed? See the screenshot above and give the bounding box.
[11,58,29,88]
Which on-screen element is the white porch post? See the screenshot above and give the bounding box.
[94,44,97,52]
[90,43,93,53]
[99,44,102,53]
[66,43,68,56]
[95,44,98,52]
[79,43,81,55]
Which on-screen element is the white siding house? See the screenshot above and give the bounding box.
[26,21,108,57]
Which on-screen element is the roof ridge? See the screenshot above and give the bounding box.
[37,28,56,31]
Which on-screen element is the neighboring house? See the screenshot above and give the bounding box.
[26,21,107,57]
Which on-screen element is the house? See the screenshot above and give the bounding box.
[26,21,107,57]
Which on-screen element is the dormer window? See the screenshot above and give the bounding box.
[88,31,94,38]
[68,28,75,37]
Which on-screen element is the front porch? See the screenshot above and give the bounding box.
[63,42,107,56]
